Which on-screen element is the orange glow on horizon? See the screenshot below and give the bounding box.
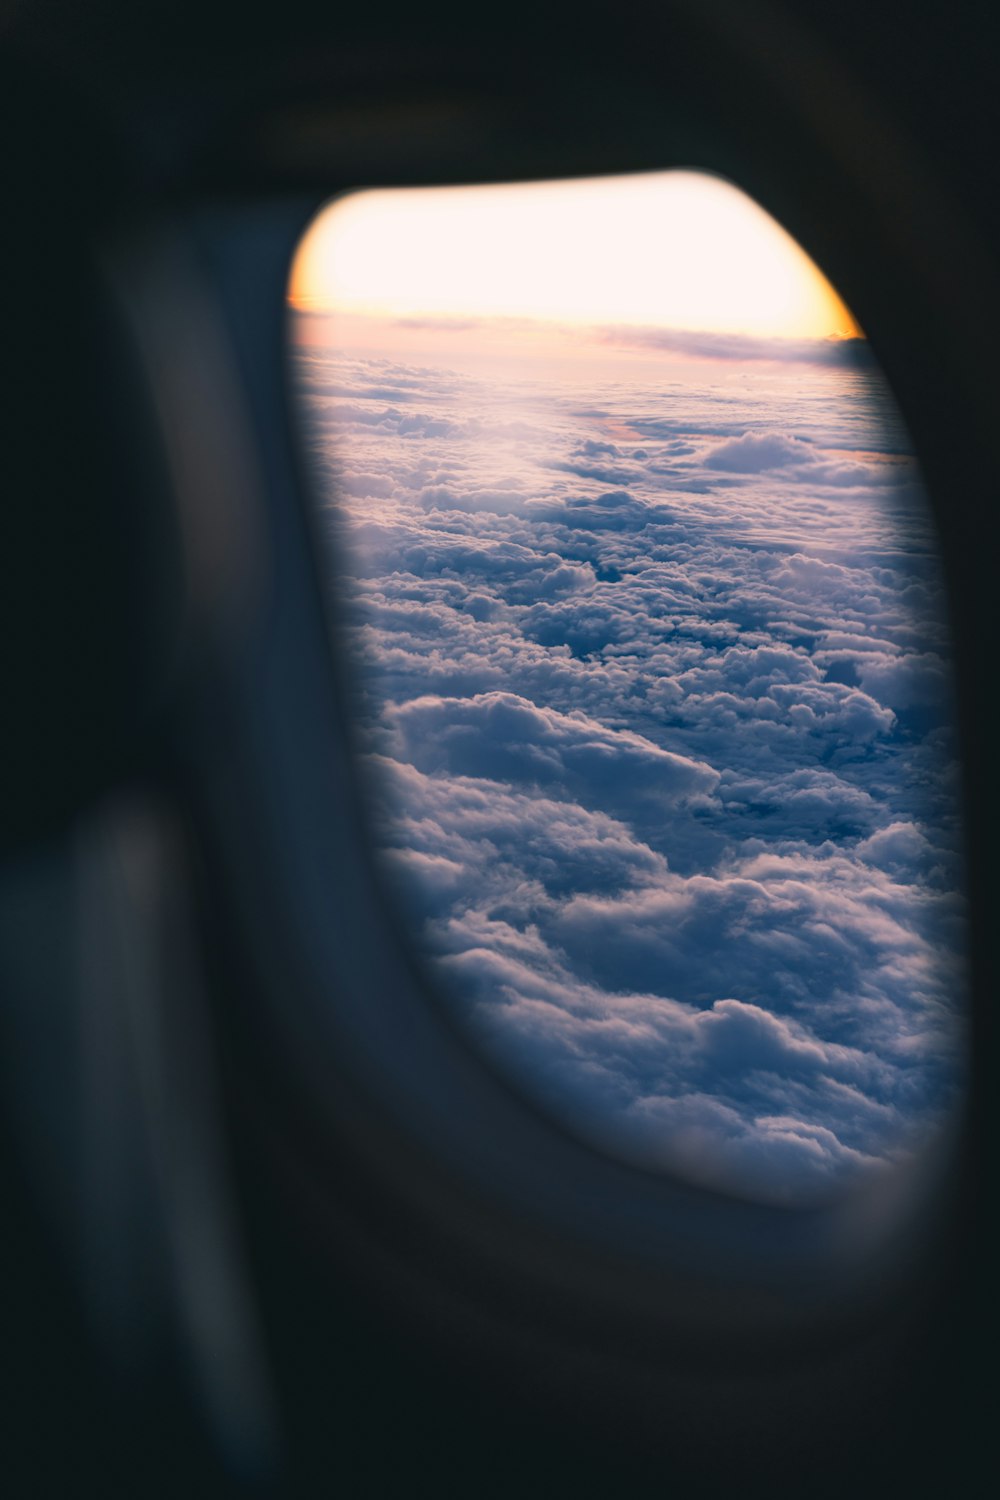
[289,171,861,344]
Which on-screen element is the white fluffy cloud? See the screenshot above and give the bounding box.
[295,345,965,1203]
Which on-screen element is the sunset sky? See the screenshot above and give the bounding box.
[289,171,861,367]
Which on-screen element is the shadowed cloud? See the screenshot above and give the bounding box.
[294,342,965,1204]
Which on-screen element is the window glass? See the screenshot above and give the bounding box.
[289,172,966,1204]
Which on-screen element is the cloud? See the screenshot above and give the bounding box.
[395,316,481,332]
[598,325,876,368]
[705,431,818,472]
[296,345,965,1202]
[383,690,720,816]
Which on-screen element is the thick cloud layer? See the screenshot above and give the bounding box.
[295,342,965,1203]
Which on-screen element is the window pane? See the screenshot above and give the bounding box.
[289,172,966,1204]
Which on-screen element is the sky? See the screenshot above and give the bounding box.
[290,171,860,338]
[288,172,964,1204]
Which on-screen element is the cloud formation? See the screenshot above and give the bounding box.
[598,325,876,368]
[295,342,965,1204]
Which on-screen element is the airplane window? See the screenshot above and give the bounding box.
[287,171,966,1205]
